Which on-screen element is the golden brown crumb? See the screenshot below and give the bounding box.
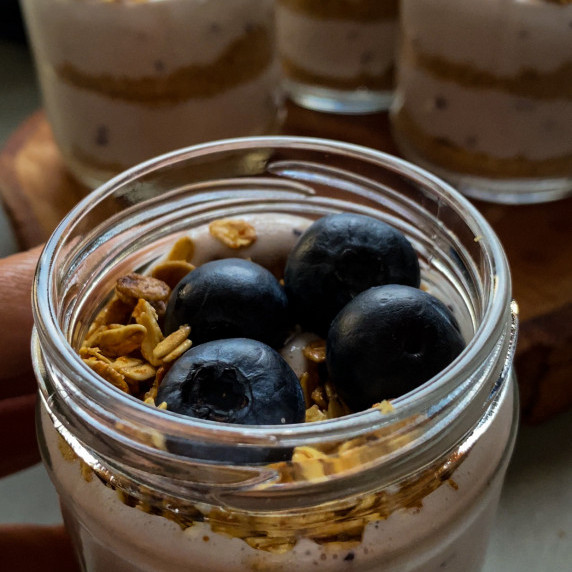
[209,218,257,248]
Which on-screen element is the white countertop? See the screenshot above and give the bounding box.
[0,38,570,572]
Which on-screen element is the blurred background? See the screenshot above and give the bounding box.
[0,1,570,570]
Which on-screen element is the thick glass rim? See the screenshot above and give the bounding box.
[32,136,513,451]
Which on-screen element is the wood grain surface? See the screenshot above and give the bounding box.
[0,105,570,422]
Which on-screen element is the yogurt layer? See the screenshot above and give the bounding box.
[395,63,572,162]
[42,65,281,176]
[277,5,397,86]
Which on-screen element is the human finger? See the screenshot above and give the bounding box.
[0,246,42,396]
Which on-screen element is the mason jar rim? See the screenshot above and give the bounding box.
[32,135,513,452]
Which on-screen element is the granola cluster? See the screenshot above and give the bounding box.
[80,218,348,423]
[81,280,191,404]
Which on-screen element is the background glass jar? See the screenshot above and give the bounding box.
[20,0,284,189]
[390,0,572,204]
[276,0,399,113]
[33,137,518,571]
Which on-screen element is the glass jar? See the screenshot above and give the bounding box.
[20,0,283,189]
[33,137,518,572]
[276,1,399,113]
[390,0,572,204]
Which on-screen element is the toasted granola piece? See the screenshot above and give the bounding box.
[116,273,170,302]
[153,325,192,360]
[161,339,193,363]
[83,357,130,393]
[151,260,195,289]
[89,295,135,330]
[116,273,171,316]
[85,324,147,358]
[132,299,164,367]
[243,536,296,554]
[143,365,169,403]
[209,218,257,249]
[303,340,326,363]
[305,404,328,423]
[373,399,395,414]
[166,236,195,262]
[311,385,328,410]
[79,346,112,363]
[299,371,319,409]
[324,381,349,419]
[112,356,157,382]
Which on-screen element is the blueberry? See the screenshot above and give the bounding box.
[163,258,290,348]
[156,338,305,425]
[326,285,465,411]
[284,213,420,336]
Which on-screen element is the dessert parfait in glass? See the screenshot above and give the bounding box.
[391,0,572,203]
[33,137,519,571]
[21,0,283,188]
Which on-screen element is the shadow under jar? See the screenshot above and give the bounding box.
[33,137,518,572]
[390,0,572,204]
[20,0,283,189]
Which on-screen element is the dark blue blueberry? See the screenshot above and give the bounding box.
[326,285,465,411]
[157,338,305,425]
[284,213,420,336]
[163,258,290,348]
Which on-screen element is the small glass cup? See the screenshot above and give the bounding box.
[20,0,284,189]
[276,0,399,113]
[390,0,572,204]
[33,136,518,571]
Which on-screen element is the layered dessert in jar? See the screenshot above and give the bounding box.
[36,209,517,571]
[276,0,399,112]
[32,138,518,572]
[391,0,572,202]
[21,0,283,187]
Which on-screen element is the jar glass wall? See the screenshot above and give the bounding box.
[20,0,284,189]
[276,1,398,113]
[390,0,572,204]
[33,137,518,571]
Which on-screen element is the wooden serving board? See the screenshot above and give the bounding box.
[1,105,570,423]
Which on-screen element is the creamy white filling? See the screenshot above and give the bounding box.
[396,62,572,161]
[40,64,282,168]
[277,6,397,80]
[174,213,313,274]
[401,0,572,75]
[23,0,275,75]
